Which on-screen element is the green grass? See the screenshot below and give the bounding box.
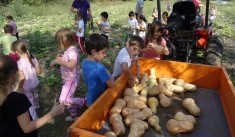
[0,0,234,136]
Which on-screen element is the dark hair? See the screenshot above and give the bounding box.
[75,12,83,20]
[128,11,135,17]
[129,35,144,49]
[3,25,14,33]
[138,14,145,20]
[0,55,18,105]
[11,40,35,68]
[55,28,75,49]
[6,15,13,20]
[85,33,109,55]
[146,21,163,45]
[100,12,108,19]
[162,11,168,17]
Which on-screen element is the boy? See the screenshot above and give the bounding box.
[112,35,144,87]
[96,12,111,40]
[6,15,19,39]
[0,25,17,55]
[137,14,147,39]
[127,11,138,35]
[74,12,85,53]
[82,33,115,106]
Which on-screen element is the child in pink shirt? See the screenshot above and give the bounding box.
[142,21,169,60]
[11,40,41,120]
[50,28,86,121]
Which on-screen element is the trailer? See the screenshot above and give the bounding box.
[68,58,235,137]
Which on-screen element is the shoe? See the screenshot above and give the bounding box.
[65,115,78,122]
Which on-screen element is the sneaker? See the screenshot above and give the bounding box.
[65,115,78,122]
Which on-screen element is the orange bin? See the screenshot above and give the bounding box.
[68,58,235,137]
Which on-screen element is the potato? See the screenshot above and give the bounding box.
[184,83,197,91]
[109,113,125,136]
[104,131,117,137]
[109,99,126,114]
[174,112,196,125]
[131,108,152,120]
[125,115,148,129]
[148,115,162,133]
[147,97,159,114]
[167,119,194,134]
[182,98,200,116]
[128,121,146,137]
[159,93,171,107]
[121,107,140,118]
[124,88,139,96]
[174,79,185,87]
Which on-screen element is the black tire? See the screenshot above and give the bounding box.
[205,35,224,66]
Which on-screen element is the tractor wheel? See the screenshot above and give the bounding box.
[205,35,224,66]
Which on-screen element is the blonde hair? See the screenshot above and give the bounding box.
[0,55,18,105]
[55,28,75,49]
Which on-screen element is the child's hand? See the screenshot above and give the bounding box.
[50,59,57,68]
[50,101,65,118]
[128,77,138,88]
[147,43,164,54]
[57,54,63,60]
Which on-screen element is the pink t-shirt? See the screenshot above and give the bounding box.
[17,58,39,90]
[142,38,166,60]
[60,46,79,81]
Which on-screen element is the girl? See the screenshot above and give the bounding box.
[74,12,85,53]
[6,15,19,39]
[162,11,168,26]
[50,28,86,121]
[0,55,64,137]
[152,8,158,22]
[11,40,41,120]
[142,21,169,60]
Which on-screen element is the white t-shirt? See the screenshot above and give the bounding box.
[138,21,146,38]
[100,21,111,36]
[112,47,132,80]
[135,0,144,15]
[76,19,84,37]
[128,19,138,35]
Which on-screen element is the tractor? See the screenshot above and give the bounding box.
[156,0,224,66]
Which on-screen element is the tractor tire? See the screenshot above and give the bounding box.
[205,35,224,66]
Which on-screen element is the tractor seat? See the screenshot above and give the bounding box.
[167,1,197,30]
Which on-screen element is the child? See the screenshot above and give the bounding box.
[152,8,158,22]
[82,33,115,106]
[0,25,17,55]
[209,5,216,22]
[167,3,171,12]
[112,35,144,87]
[162,11,168,26]
[137,14,147,39]
[50,28,86,121]
[6,15,19,40]
[96,12,111,40]
[87,11,94,30]
[0,55,65,137]
[74,12,86,53]
[127,11,138,35]
[11,40,41,120]
[142,21,169,60]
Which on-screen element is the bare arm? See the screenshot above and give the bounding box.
[105,69,115,88]
[71,7,78,13]
[121,62,137,87]
[50,56,77,69]
[15,70,25,92]
[17,103,65,134]
[88,8,92,17]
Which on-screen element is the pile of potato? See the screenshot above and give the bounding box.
[105,68,200,137]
